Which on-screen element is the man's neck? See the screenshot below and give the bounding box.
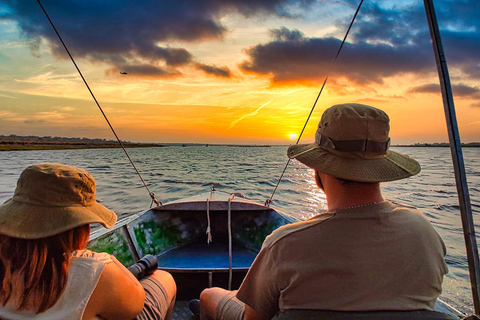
[327,192,384,211]
[323,177,384,211]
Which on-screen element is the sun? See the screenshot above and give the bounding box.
[288,133,298,141]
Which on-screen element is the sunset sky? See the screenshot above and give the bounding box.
[0,0,479,144]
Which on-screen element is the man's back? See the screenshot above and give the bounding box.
[237,201,448,316]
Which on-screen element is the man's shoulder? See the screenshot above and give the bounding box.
[388,200,427,219]
[389,200,417,210]
[384,201,443,242]
[263,212,335,249]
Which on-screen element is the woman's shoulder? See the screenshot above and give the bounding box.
[72,249,113,264]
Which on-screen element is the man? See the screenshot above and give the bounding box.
[198,103,448,320]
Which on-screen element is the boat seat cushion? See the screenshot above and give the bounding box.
[273,309,457,319]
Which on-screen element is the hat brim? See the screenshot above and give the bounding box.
[288,143,420,182]
[0,199,117,239]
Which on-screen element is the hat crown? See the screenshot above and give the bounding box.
[13,163,97,207]
[318,103,390,144]
[0,163,117,239]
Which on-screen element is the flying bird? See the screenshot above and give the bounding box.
[120,71,127,75]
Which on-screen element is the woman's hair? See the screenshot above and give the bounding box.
[0,224,90,314]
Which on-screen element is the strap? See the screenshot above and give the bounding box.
[316,133,390,152]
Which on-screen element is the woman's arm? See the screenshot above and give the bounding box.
[85,256,145,320]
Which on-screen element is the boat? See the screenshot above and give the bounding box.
[86,185,466,319]
[31,0,479,318]
[87,187,300,319]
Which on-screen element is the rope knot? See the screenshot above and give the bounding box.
[149,192,162,208]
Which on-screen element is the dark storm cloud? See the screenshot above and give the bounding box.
[241,28,432,85]
[271,27,305,41]
[24,119,45,124]
[117,65,179,77]
[345,2,427,47]
[135,47,193,67]
[452,84,480,98]
[350,0,480,79]
[91,46,193,72]
[195,64,232,78]
[408,83,480,98]
[241,0,480,85]
[2,0,314,77]
[407,84,440,94]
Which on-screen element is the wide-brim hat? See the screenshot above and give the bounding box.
[288,103,420,182]
[0,163,117,239]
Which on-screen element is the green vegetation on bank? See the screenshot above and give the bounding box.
[0,135,164,151]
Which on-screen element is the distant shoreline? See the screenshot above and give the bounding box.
[0,135,272,151]
[1,135,479,151]
[0,143,165,151]
[0,142,273,151]
[0,134,165,151]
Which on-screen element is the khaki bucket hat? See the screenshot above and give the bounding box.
[288,103,420,182]
[0,163,117,239]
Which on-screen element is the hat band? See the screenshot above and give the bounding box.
[316,133,390,153]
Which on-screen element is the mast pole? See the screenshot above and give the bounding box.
[423,0,480,314]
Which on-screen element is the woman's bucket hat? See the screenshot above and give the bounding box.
[0,163,117,239]
[288,103,421,182]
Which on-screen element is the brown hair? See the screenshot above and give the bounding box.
[0,224,90,314]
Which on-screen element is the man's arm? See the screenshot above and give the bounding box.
[237,237,284,319]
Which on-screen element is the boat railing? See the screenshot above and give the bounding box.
[88,211,147,266]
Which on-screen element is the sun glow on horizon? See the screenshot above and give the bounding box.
[288,133,298,141]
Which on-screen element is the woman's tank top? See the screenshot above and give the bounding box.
[0,250,112,320]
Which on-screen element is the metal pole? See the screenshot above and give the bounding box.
[424,0,480,314]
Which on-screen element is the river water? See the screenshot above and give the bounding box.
[0,146,479,314]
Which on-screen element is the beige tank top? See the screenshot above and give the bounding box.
[0,250,112,320]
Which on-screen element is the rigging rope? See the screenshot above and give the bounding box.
[37,0,161,207]
[266,0,364,206]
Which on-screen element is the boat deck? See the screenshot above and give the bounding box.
[158,241,257,270]
[163,242,256,319]
[172,301,197,320]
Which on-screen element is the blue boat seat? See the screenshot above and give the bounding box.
[273,309,457,319]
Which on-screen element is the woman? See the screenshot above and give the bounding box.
[0,163,176,320]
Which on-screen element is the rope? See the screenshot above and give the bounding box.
[227,194,235,290]
[206,185,215,243]
[206,198,212,244]
[266,0,364,206]
[37,0,161,207]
